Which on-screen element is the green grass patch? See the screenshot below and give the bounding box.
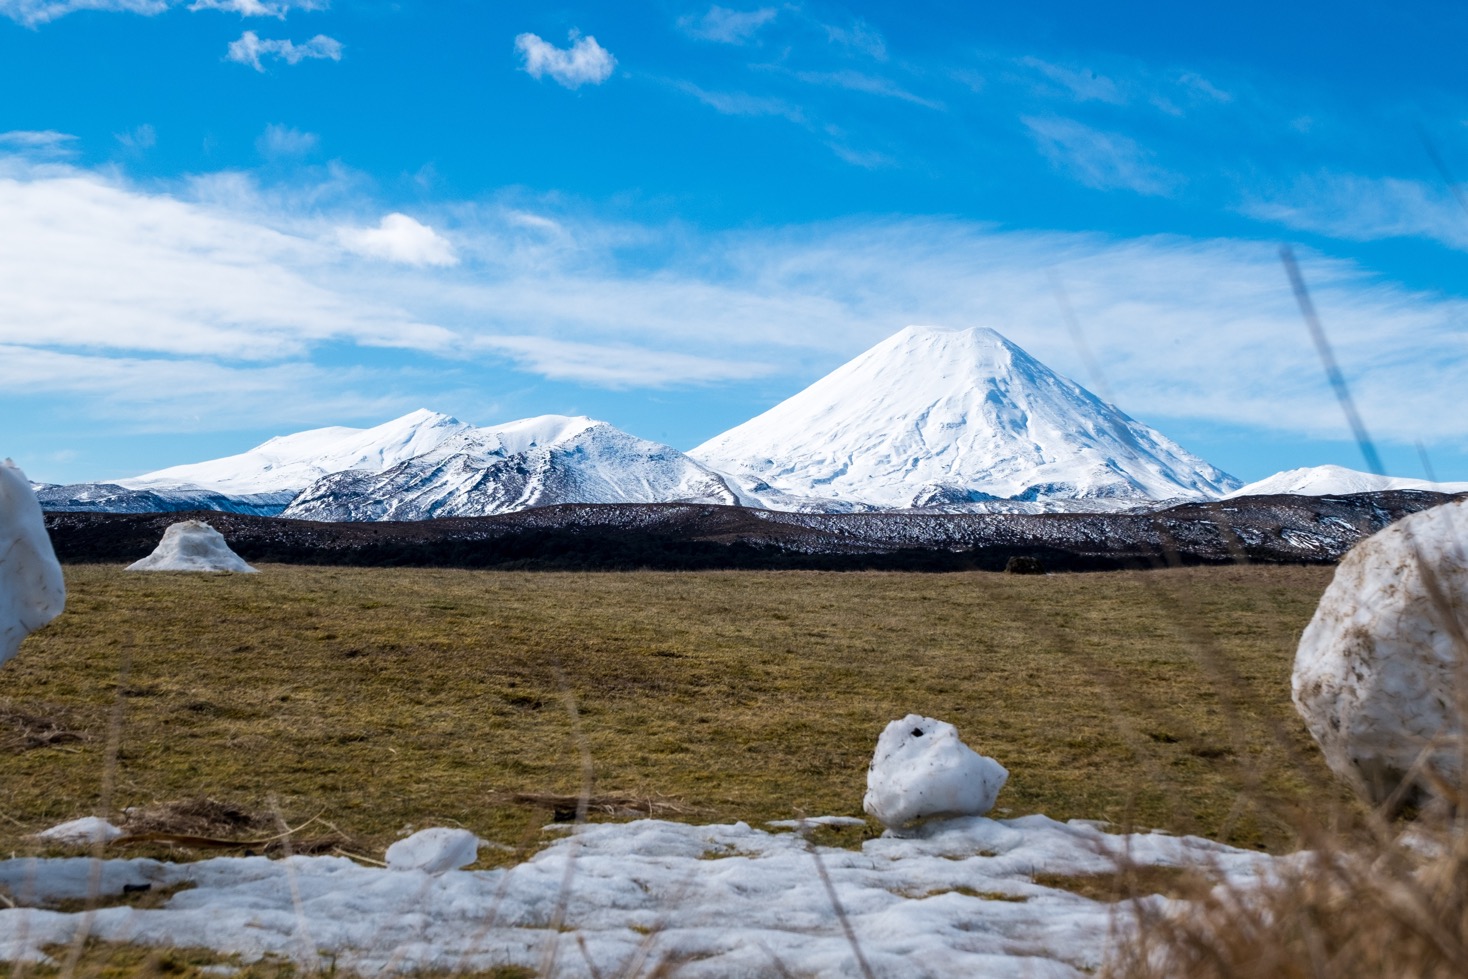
[0,564,1349,859]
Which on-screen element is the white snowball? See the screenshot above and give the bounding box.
[36,816,124,845]
[0,459,66,665]
[863,714,1008,831]
[126,520,257,573]
[385,827,483,875]
[1293,498,1468,806]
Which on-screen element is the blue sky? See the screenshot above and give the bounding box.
[2,0,1467,486]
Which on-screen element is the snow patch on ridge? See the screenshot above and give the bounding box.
[1226,464,1468,499]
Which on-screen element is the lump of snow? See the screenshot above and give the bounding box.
[1293,498,1468,807]
[863,714,1008,831]
[0,459,66,666]
[36,816,124,845]
[385,827,482,875]
[126,520,257,573]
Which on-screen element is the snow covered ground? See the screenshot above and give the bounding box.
[0,814,1287,977]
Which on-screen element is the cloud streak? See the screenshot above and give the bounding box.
[1023,115,1179,196]
[678,5,776,44]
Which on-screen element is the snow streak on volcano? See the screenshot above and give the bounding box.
[691,326,1240,511]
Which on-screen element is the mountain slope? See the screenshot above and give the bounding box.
[117,409,473,497]
[692,326,1240,510]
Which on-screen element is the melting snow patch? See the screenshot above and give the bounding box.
[0,815,1284,977]
[864,714,1009,831]
[0,459,66,665]
[385,828,483,875]
[35,817,125,845]
[126,520,257,573]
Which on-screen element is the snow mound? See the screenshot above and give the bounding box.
[35,816,124,845]
[1293,498,1468,806]
[0,459,66,665]
[385,827,482,875]
[864,714,1009,831]
[125,521,257,573]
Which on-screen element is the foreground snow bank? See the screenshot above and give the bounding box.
[0,459,66,665]
[0,815,1283,978]
[864,714,1008,830]
[1294,498,1468,805]
[126,520,256,573]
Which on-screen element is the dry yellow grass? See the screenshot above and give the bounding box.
[0,563,1349,859]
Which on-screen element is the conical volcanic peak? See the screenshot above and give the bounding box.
[692,325,1239,510]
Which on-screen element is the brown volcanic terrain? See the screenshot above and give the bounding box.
[42,490,1460,572]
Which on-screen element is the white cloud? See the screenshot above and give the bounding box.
[1023,115,1179,196]
[226,29,342,71]
[3,152,1466,452]
[0,163,452,360]
[0,0,321,22]
[476,336,773,387]
[337,213,458,267]
[1242,172,1468,252]
[0,130,77,156]
[0,345,409,434]
[256,123,319,158]
[515,30,615,89]
[189,0,324,17]
[0,0,166,26]
[678,5,776,44]
[114,123,156,152]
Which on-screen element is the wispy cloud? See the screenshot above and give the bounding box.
[475,336,774,388]
[337,213,458,267]
[515,30,616,89]
[0,345,410,436]
[789,69,942,109]
[678,5,776,44]
[821,17,886,60]
[1242,172,1468,251]
[1023,115,1179,196]
[0,0,167,26]
[114,123,156,152]
[189,0,325,17]
[256,123,319,158]
[673,81,805,122]
[1,0,319,24]
[1017,56,1126,104]
[226,30,342,70]
[0,129,78,157]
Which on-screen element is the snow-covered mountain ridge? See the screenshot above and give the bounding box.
[38,326,1457,522]
[45,411,738,521]
[691,326,1240,510]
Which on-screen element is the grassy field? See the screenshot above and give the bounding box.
[0,563,1354,861]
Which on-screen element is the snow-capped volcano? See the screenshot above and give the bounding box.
[99,410,738,520]
[692,326,1240,511]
